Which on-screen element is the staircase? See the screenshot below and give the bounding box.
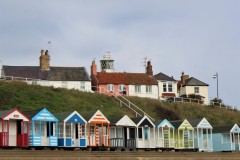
[95,87,155,121]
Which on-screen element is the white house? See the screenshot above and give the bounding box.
[154,72,178,100]
[1,50,92,92]
[178,72,209,105]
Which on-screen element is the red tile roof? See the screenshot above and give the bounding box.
[96,72,158,85]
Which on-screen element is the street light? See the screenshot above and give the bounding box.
[213,72,219,99]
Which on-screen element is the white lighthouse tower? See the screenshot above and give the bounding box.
[100,52,114,72]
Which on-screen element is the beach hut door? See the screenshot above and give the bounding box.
[9,120,17,146]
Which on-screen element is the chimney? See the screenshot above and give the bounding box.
[146,60,153,76]
[39,50,50,70]
[181,72,189,85]
[91,60,97,75]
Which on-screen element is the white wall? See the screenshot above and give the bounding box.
[26,80,92,92]
[128,85,158,99]
[158,81,178,99]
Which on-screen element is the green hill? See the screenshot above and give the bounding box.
[0,80,240,126]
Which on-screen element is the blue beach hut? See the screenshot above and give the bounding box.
[212,124,240,152]
[189,118,213,152]
[155,119,175,149]
[25,108,58,147]
[55,111,87,148]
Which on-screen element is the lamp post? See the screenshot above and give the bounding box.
[213,72,219,99]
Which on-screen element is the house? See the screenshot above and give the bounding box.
[108,115,137,150]
[170,119,195,150]
[131,115,155,149]
[155,119,175,150]
[82,110,110,149]
[212,124,240,152]
[90,53,158,99]
[188,118,213,152]
[1,50,92,92]
[24,108,58,147]
[178,72,209,105]
[54,111,87,148]
[154,72,178,100]
[0,109,29,147]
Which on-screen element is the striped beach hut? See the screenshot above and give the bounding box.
[25,108,58,147]
[83,110,110,149]
[0,109,29,147]
[55,111,87,148]
[155,119,175,150]
[109,115,137,150]
[171,119,194,150]
[189,118,213,152]
[212,124,240,152]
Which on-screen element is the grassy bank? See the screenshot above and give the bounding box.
[0,81,239,125]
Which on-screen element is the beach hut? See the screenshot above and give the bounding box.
[171,119,194,150]
[189,118,213,152]
[132,115,155,149]
[212,124,240,152]
[55,111,87,148]
[155,119,175,150]
[25,108,58,147]
[0,109,29,147]
[83,110,110,149]
[109,115,137,150]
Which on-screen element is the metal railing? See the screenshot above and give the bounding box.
[92,86,154,121]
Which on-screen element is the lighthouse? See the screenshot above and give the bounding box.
[100,52,114,72]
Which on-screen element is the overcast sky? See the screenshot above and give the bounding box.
[0,0,239,107]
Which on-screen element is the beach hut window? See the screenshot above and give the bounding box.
[81,124,85,137]
[66,124,71,137]
[144,127,149,140]
[34,121,40,135]
[110,128,115,138]
[58,124,63,138]
[222,133,230,143]
[138,128,143,138]
[117,127,123,138]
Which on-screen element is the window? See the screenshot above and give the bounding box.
[135,85,141,93]
[107,84,114,91]
[146,85,152,93]
[163,82,173,92]
[168,83,173,92]
[194,87,199,94]
[80,82,85,90]
[163,83,167,92]
[90,125,95,135]
[58,124,64,138]
[119,84,125,91]
[66,124,71,138]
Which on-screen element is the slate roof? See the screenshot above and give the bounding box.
[95,72,158,85]
[154,72,176,82]
[184,77,208,86]
[170,120,184,128]
[107,116,123,125]
[212,124,235,133]
[188,118,203,127]
[24,109,43,119]
[0,109,14,118]
[54,112,72,121]
[2,65,91,81]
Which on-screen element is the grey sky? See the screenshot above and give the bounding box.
[0,0,239,107]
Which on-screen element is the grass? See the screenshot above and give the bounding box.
[0,80,240,125]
